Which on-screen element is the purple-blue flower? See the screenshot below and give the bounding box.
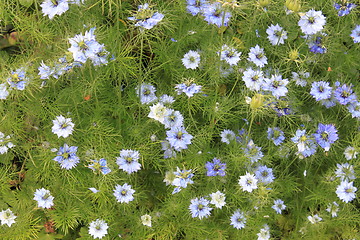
[88,158,111,175]
[7,68,28,90]
[189,197,212,219]
[202,2,231,27]
[171,167,194,194]
[334,83,357,105]
[175,83,202,97]
[53,144,80,170]
[291,129,317,158]
[166,126,193,151]
[243,140,263,163]
[205,158,226,177]
[313,124,338,151]
[255,165,275,185]
[267,127,285,146]
[186,0,206,16]
[310,81,332,101]
[116,149,141,174]
[334,2,356,16]
[128,3,164,29]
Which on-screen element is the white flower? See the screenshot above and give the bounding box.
[220,129,235,144]
[336,180,357,203]
[209,191,226,208]
[307,214,322,224]
[182,50,200,69]
[0,83,9,99]
[298,9,326,35]
[238,172,258,192]
[88,188,100,193]
[141,214,152,227]
[0,209,17,227]
[0,132,15,154]
[344,146,358,160]
[33,188,54,209]
[40,0,69,20]
[248,45,267,68]
[257,224,270,240]
[266,24,287,45]
[88,219,109,239]
[326,202,339,217]
[219,45,241,66]
[51,115,74,138]
[148,103,169,124]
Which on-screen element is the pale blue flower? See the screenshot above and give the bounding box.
[230,210,246,229]
[53,144,80,169]
[33,188,54,209]
[116,149,141,174]
[166,126,193,151]
[40,0,69,20]
[113,183,135,203]
[189,197,212,219]
[272,199,286,214]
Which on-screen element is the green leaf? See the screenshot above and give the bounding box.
[19,0,34,7]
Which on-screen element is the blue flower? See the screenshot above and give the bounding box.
[350,25,360,43]
[255,165,275,185]
[267,127,285,146]
[38,62,54,79]
[166,126,193,151]
[310,81,332,101]
[243,140,263,163]
[7,68,28,90]
[135,83,158,104]
[291,129,317,158]
[205,158,226,177]
[219,44,241,66]
[128,3,164,29]
[336,180,357,203]
[220,129,236,144]
[308,36,327,54]
[40,0,69,19]
[0,84,9,100]
[113,183,135,203]
[175,82,202,97]
[335,163,355,181]
[347,101,360,118]
[242,67,264,91]
[189,197,212,219]
[163,110,184,129]
[161,140,177,159]
[33,188,54,209]
[171,167,194,194]
[248,45,267,68]
[116,149,141,174]
[263,74,289,98]
[313,123,338,151]
[88,158,111,175]
[202,2,231,27]
[186,0,206,16]
[334,2,356,16]
[334,83,357,105]
[230,210,246,229]
[53,144,80,170]
[272,199,286,214]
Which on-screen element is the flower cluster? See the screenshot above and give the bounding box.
[128,3,164,29]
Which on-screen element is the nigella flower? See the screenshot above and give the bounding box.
[307,214,322,224]
[255,165,275,185]
[267,127,285,146]
[243,140,263,163]
[344,146,358,160]
[161,140,177,159]
[53,143,80,169]
[40,0,69,20]
[38,61,54,80]
[238,172,258,192]
[182,50,201,69]
[141,214,152,227]
[291,129,317,158]
[248,45,267,68]
[263,74,289,98]
[347,101,360,118]
[51,115,74,138]
[0,209,17,227]
[334,83,357,105]
[128,3,164,30]
[33,188,54,209]
[272,199,286,214]
[242,67,265,91]
[166,126,193,151]
[171,167,194,194]
[159,94,175,105]
[163,110,184,129]
[257,225,271,240]
[335,163,355,181]
[313,123,338,151]
[116,149,141,174]
[310,81,332,101]
[298,9,326,35]
[175,82,202,97]
[88,219,108,239]
[350,25,360,43]
[326,202,339,217]
[135,83,158,105]
[88,159,111,175]
[186,0,206,16]
[334,2,356,16]
[202,2,232,27]
[266,24,287,45]
[268,98,293,117]
[308,36,327,54]
[205,158,226,177]
[0,132,15,154]
[209,191,226,208]
[189,197,212,219]
[219,44,241,66]
[148,102,169,124]
[113,183,135,203]
[291,71,310,87]
[230,210,246,229]
[336,180,357,203]
[7,68,29,90]
[0,83,9,100]
[220,129,235,144]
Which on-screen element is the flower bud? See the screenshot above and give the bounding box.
[285,0,301,13]
[288,49,299,61]
[250,94,264,109]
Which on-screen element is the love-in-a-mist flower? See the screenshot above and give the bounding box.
[40,0,69,20]
[238,172,258,192]
[53,143,80,169]
[248,45,267,68]
[310,81,332,101]
[161,140,177,159]
[0,209,17,227]
[242,68,265,91]
[255,165,275,185]
[88,219,108,239]
[166,126,193,151]
[171,167,194,194]
[347,101,360,118]
[263,74,289,98]
[313,123,338,151]
[334,2,356,16]
[292,71,310,87]
[257,224,270,240]
[135,83,158,105]
[141,214,152,227]
[182,50,201,69]
[219,44,241,65]
[33,188,54,209]
[7,68,29,90]
[116,149,141,174]
[272,199,286,214]
[113,183,135,203]
[335,163,355,181]
[267,127,285,146]
[308,35,327,54]
[326,202,339,217]
[344,146,358,160]
[0,83,9,100]
[350,25,360,43]
[334,83,357,105]
[186,0,207,16]
[291,129,317,158]
[51,115,74,138]
[128,3,164,29]
[298,9,326,35]
[243,140,263,163]
[205,158,226,177]
[266,24,287,45]
[220,129,235,144]
[336,180,357,203]
[307,214,322,224]
[0,132,15,154]
[189,197,212,219]
[87,159,111,175]
[202,2,232,27]
[209,191,226,208]
[230,210,246,229]
[148,102,168,124]
[163,110,184,129]
[175,82,202,97]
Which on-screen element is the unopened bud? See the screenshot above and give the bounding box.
[285,0,301,13]
[250,94,264,109]
[259,0,270,7]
